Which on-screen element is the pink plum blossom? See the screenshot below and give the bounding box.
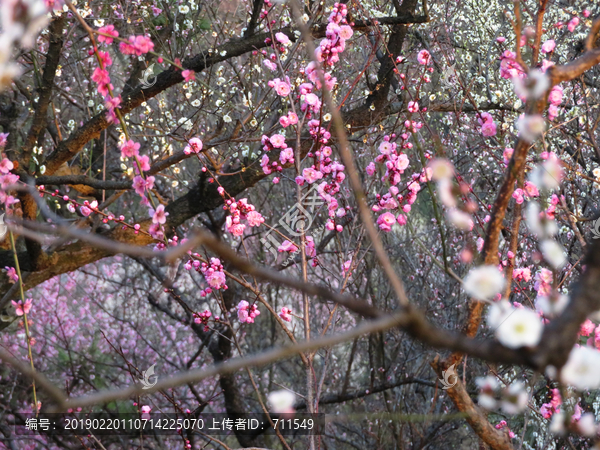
[417,49,431,65]
[541,40,556,53]
[279,307,292,322]
[11,298,32,316]
[151,204,168,224]
[184,137,203,155]
[377,212,396,232]
[97,25,119,44]
[120,140,140,158]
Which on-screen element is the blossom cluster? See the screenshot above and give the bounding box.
[216,188,264,237]
[237,300,260,323]
[199,257,227,293]
[0,0,53,91]
[193,309,212,332]
[0,138,20,209]
[365,132,430,232]
[427,158,476,231]
[315,3,353,67]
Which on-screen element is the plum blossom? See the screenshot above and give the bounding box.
[268,134,287,149]
[302,167,323,184]
[463,266,505,301]
[194,310,212,331]
[478,112,497,137]
[150,204,168,224]
[269,78,291,97]
[476,376,500,410]
[517,114,545,142]
[11,298,32,316]
[500,382,529,414]
[80,200,98,217]
[490,305,544,348]
[525,202,557,239]
[536,294,569,316]
[377,212,396,232]
[275,32,290,45]
[278,240,298,253]
[495,421,516,439]
[246,211,264,227]
[140,405,151,419]
[512,188,525,204]
[181,69,195,82]
[580,319,595,337]
[279,307,292,322]
[500,50,525,80]
[541,40,556,53]
[237,300,260,323]
[561,346,600,390]
[267,390,295,414]
[417,49,431,65]
[540,239,567,269]
[0,158,13,174]
[540,388,562,419]
[184,137,203,155]
[567,17,580,32]
[447,209,474,231]
[201,258,227,290]
[120,140,140,158]
[132,175,155,196]
[5,266,18,283]
[428,159,454,181]
[512,69,549,100]
[225,216,246,236]
[407,101,419,113]
[513,267,531,282]
[98,25,119,44]
[220,196,263,236]
[119,35,154,56]
[529,153,563,190]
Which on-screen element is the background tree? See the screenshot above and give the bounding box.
[1,0,600,449]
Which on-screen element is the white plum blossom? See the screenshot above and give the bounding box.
[561,346,600,391]
[577,413,598,437]
[535,294,569,316]
[0,61,22,92]
[447,209,474,231]
[1,0,49,49]
[428,158,454,181]
[512,69,550,100]
[437,179,457,208]
[540,239,567,269]
[500,382,528,414]
[488,301,543,347]
[549,412,566,435]
[517,114,545,142]
[528,155,563,191]
[525,201,557,238]
[267,390,296,413]
[476,376,500,410]
[494,306,543,348]
[463,265,505,301]
[487,300,513,329]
